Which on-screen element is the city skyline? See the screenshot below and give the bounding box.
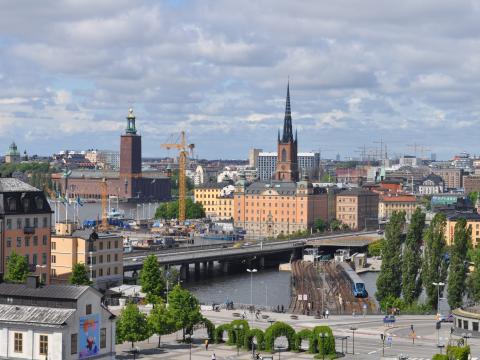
[1,1,480,159]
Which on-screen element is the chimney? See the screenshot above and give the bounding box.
[26,275,40,289]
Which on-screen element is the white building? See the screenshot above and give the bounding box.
[0,277,116,360]
[85,150,120,170]
[257,151,320,181]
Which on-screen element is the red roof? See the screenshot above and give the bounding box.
[380,195,417,202]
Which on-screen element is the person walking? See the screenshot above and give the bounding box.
[325,308,329,319]
[211,352,216,360]
[205,339,209,350]
[322,309,326,318]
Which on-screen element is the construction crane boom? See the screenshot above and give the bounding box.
[161,131,194,223]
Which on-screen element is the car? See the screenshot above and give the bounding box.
[377,230,384,235]
[440,314,454,323]
[241,242,253,248]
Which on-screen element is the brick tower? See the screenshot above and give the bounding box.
[120,108,142,198]
[275,83,299,182]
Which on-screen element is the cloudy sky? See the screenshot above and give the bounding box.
[1,0,480,160]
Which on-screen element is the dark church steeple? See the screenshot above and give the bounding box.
[275,82,299,182]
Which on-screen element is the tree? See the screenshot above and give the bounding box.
[116,303,150,348]
[139,255,165,303]
[147,300,177,347]
[329,219,343,232]
[167,285,203,341]
[422,213,448,310]
[313,218,327,232]
[467,247,480,301]
[155,198,205,220]
[402,208,425,304]
[4,251,30,283]
[69,263,92,286]
[468,191,478,207]
[447,218,470,309]
[376,211,405,301]
[367,239,384,257]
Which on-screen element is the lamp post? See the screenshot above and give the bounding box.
[350,327,357,355]
[380,333,385,356]
[188,333,192,360]
[247,268,257,326]
[432,282,445,317]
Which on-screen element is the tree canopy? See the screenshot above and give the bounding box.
[147,300,177,347]
[139,255,165,303]
[69,263,92,286]
[116,303,150,347]
[155,198,205,220]
[447,218,470,309]
[167,285,203,341]
[4,251,30,283]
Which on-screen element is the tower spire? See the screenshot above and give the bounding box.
[282,81,293,142]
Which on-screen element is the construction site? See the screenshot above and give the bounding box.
[289,259,377,316]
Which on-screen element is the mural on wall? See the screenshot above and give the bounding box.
[79,314,100,358]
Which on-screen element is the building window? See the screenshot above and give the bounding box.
[6,238,12,247]
[108,241,111,249]
[43,217,48,228]
[16,237,22,247]
[100,328,107,348]
[473,322,479,332]
[114,267,118,275]
[6,219,12,230]
[14,332,23,352]
[115,240,119,248]
[25,236,30,247]
[42,253,47,265]
[42,235,48,245]
[33,217,38,228]
[17,218,22,229]
[99,255,103,263]
[91,270,96,278]
[33,254,37,265]
[51,242,56,250]
[33,236,38,246]
[464,320,469,329]
[107,254,111,262]
[71,334,78,354]
[107,267,111,275]
[86,304,92,315]
[25,255,29,264]
[51,255,56,264]
[25,218,30,227]
[99,241,103,250]
[115,254,118,262]
[99,268,103,277]
[39,335,48,355]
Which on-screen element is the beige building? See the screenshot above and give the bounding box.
[445,213,480,248]
[336,189,379,230]
[379,194,418,221]
[432,168,463,189]
[194,181,234,220]
[51,222,123,289]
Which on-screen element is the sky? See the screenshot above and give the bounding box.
[1,0,480,160]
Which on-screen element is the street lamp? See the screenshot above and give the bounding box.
[350,327,357,355]
[247,268,257,325]
[432,282,445,317]
[188,332,192,360]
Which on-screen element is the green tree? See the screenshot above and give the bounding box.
[69,263,92,286]
[155,198,205,220]
[402,208,425,304]
[422,213,448,310]
[376,211,405,301]
[4,251,30,283]
[367,239,384,257]
[167,285,203,341]
[116,303,150,348]
[139,255,165,303]
[329,219,342,231]
[468,191,478,207]
[313,218,327,232]
[447,218,470,309]
[147,300,177,347]
[467,247,480,301]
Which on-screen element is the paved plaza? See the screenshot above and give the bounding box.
[113,307,480,359]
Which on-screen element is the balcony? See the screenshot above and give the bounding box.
[24,226,35,235]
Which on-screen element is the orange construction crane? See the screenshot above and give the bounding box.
[98,168,110,231]
[161,131,194,223]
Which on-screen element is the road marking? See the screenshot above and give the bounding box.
[367,350,377,354]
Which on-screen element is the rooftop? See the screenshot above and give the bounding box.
[337,188,378,196]
[446,212,480,221]
[245,181,298,195]
[0,304,74,327]
[0,283,89,300]
[380,195,417,202]
[0,178,39,192]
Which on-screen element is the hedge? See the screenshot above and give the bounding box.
[431,355,448,360]
[264,321,296,352]
[229,319,250,346]
[312,326,335,355]
[447,345,470,360]
[201,318,215,341]
[244,328,265,351]
[294,329,313,352]
[214,324,231,344]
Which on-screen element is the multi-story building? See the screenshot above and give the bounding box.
[432,167,464,190]
[257,152,320,181]
[234,84,331,237]
[399,155,420,167]
[445,213,480,248]
[0,178,52,284]
[463,175,480,195]
[336,189,379,230]
[418,174,444,195]
[378,194,418,221]
[85,150,120,170]
[0,276,116,360]
[51,222,123,290]
[249,148,262,168]
[194,181,234,220]
[5,142,21,164]
[335,168,367,185]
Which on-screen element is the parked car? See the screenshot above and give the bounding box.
[377,229,384,235]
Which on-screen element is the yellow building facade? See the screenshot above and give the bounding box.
[445,214,480,248]
[378,195,418,221]
[194,181,234,220]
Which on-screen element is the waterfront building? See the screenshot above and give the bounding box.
[52,109,170,202]
[5,142,21,164]
[51,223,123,290]
[0,178,52,284]
[432,167,464,190]
[0,276,116,360]
[234,84,331,237]
[336,188,379,230]
[418,174,444,195]
[194,181,234,220]
[378,194,418,221]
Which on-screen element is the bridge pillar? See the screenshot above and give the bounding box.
[259,256,265,269]
[221,261,230,274]
[180,264,190,281]
[203,261,208,273]
[208,261,214,273]
[194,262,201,278]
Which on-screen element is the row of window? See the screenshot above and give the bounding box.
[243,217,304,223]
[86,253,120,265]
[457,318,479,331]
[6,235,48,248]
[6,216,49,230]
[6,253,47,266]
[14,333,48,355]
[91,267,120,278]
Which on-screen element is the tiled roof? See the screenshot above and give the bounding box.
[0,304,74,327]
[196,181,233,189]
[380,195,417,202]
[245,181,298,195]
[0,283,89,300]
[0,178,39,192]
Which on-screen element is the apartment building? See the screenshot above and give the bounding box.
[379,194,418,221]
[336,189,379,230]
[51,222,123,290]
[0,178,52,284]
[194,181,234,220]
[432,168,464,189]
[445,213,480,248]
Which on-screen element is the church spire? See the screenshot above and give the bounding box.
[282,81,293,143]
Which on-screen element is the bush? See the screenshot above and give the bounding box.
[202,318,215,341]
[368,239,384,257]
[244,328,265,351]
[229,319,249,347]
[293,329,313,352]
[264,321,296,352]
[312,326,335,355]
[214,324,231,343]
[447,345,470,360]
[432,354,448,360]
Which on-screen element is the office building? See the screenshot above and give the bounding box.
[336,189,379,230]
[432,167,464,190]
[257,152,320,181]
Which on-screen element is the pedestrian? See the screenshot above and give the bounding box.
[205,339,209,350]
[281,305,284,313]
[211,352,216,360]
[352,310,356,317]
[322,309,326,318]
[325,309,329,319]
[387,335,392,348]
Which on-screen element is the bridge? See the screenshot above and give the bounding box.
[122,230,380,280]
